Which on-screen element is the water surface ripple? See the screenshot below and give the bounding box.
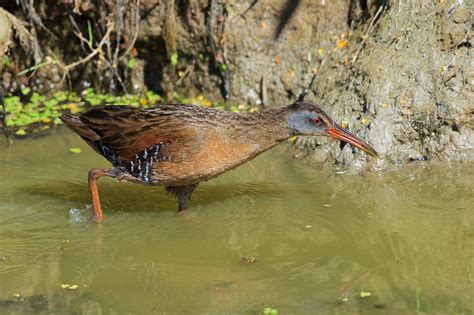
[0,130,472,314]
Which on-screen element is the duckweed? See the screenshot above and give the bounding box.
[3,89,244,136]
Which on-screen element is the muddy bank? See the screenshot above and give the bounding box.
[1,0,368,97]
[292,1,473,167]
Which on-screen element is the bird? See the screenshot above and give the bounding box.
[61,101,378,222]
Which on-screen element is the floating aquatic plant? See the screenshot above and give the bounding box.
[3,89,244,136]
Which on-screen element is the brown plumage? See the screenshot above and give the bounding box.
[61,102,378,222]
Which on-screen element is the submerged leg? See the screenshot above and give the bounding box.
[88,168,118,223]
[165,184,199,212]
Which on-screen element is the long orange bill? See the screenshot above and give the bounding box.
[326,124,379,158]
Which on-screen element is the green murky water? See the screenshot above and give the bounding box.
[0,130,472,314]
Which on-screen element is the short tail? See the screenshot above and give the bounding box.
[60,114,101,141]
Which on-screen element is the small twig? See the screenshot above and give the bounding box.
[175,59,196,86]
[69,18,123,90]
[297,48,334,102]
[453,16,472,49]
[27,0,57,38]
[113,0,126,70]
[120,0,141,62]
[240,0,259,19]
[98,56,128,92]
[351,3,386,64]
[259,75,266,109]
[68,15,92,52]
[17,58,55,76]
[73,29,93,50]
[59,21,114,78]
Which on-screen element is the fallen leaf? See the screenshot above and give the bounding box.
[337,39,348,49]
[61,284,79,290]
[241,257,257,264]
[288,136,297,142]
[341,117,349,128]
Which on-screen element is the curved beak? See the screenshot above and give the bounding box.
[326,124,379,158]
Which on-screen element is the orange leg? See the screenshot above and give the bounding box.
[88,168,118,223]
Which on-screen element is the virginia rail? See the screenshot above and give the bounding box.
[61,102,378,222]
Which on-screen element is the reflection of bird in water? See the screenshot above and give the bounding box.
[61,102,377,222]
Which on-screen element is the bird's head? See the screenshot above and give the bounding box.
[286,102,378,157]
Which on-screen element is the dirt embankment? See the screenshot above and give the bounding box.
[293,1,473,168]
[1,0,472,165]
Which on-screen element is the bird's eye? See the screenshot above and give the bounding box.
[312,117,322,125]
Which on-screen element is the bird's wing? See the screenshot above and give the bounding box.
[78,105,198,162]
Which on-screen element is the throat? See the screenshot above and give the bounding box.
[235,109,291,152]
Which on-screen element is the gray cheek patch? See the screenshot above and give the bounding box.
[288,111,317,134]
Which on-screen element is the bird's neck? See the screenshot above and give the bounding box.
[234,107,293,152]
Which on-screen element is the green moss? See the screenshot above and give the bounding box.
[3,89,245,136]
